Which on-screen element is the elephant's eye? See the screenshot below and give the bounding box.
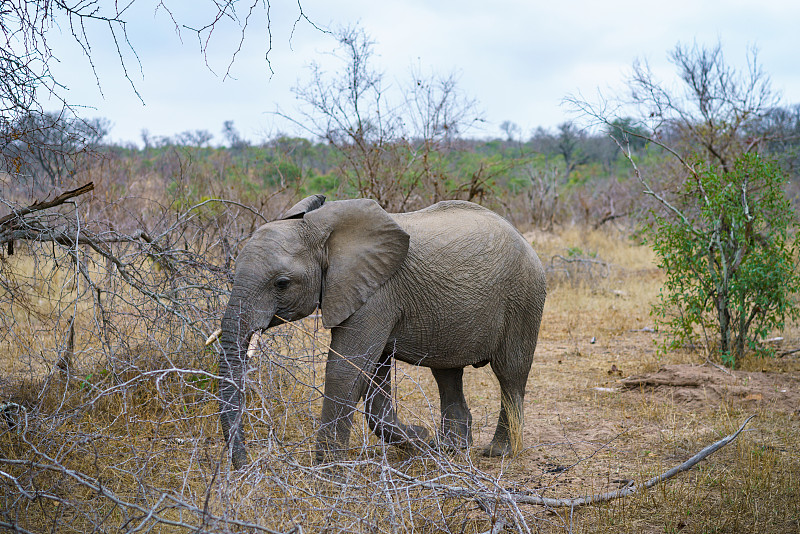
[274,276,291,290]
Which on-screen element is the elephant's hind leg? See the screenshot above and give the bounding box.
[431,367,472,450]
[484,356,529,457]
[364,353,429,446]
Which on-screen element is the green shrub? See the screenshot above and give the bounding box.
[648,153,800,366]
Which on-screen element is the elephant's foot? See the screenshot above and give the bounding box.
[395,424,430,449]
[435,435,471,453]
[314,429,350,464]
[437,421,472,452]
[482,440,512,457]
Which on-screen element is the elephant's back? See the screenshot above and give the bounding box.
[392,201,540,273]
[387,201,545,368]
[398,199,503,227]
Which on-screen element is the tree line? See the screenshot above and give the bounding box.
[3,104,799,227]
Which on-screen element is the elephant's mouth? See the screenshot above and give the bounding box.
[267,315,285,328]
[244,316,288,357]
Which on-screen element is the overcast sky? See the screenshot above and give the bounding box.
[45,0,800,145]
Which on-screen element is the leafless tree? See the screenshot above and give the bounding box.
[284,25,483,212]
[567,40,795,213]
[624,42,778,172]
[500,121,522,143]
[1,111,109,193]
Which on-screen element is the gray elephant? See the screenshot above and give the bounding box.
[218,195,546,468]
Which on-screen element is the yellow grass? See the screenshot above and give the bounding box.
[1,224,798,533]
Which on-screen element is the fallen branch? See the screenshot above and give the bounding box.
[510,415,755,507]
[367,415,755,511]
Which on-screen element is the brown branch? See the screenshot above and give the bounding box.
[0,182,94,228]
[593,212,629,230]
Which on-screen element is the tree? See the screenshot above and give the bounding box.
[756,103,800,175]
[626,42,779,171]
[556,122,589,179]
[500,120,521,142]
[1,111,109,191]
[284,25,483,212]
[222,120,248,150]
[648,154,799,365]
[572,41,800,365]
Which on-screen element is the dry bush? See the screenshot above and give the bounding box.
[0,183,604,533]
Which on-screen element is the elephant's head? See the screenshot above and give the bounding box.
[218,195,410,469]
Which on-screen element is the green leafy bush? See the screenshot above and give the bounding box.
[648,153,800,366]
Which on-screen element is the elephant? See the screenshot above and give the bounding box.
[218,195,546,469]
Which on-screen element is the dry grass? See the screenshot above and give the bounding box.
[1,224,799,533]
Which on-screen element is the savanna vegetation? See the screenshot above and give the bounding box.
[1,12,799,534]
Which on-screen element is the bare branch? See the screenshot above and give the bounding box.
[0,182,94,227]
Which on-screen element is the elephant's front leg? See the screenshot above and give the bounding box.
[315,323,394,463]
[364,353,429,446]
[315,350,370,463]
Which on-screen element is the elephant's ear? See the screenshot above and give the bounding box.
[304,199,409,328]
[281,194,326,220]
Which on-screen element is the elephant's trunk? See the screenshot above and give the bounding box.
[218,294,252,470]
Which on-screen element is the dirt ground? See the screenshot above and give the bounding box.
[396,318,800,488]
[376,227,800,532]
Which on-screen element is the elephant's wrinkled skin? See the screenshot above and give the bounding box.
[218,195,546,468]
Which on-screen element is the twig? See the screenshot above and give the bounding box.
[475,497,512,534]
[779,348,800,357]
[704,358,733,375]
[476,518,507,534]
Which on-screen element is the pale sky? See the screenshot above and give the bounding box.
[44,0,800,145]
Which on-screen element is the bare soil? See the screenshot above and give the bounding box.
[402,325,800,490]
[620,363,800,413]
